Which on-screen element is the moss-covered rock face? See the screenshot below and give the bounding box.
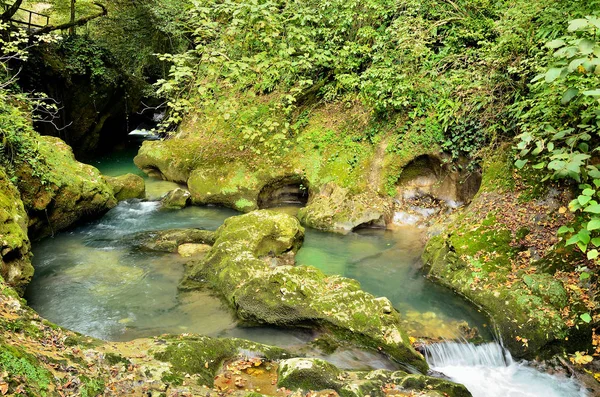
[160,188,191,209]
[104,173,145,201]
[130,228,216,252]
[183,210,428,372]
[0,168,32,293]
[133,101,438,231]
[422,151,589,359]
[14,136,117,240]
[276,358,471,397]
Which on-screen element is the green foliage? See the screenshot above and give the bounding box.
[151,0,600,166]
[514,14,600,261]
[78,376,105,397]
[56,35,118,85]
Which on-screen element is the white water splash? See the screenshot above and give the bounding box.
[425,342,588,397]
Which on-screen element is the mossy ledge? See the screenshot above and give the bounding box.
[181,209,428,373]
[422,150,591,359]
[133,101,437,232]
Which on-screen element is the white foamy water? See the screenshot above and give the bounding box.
[426,342,588,397]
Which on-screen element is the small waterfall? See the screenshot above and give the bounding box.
[425,341,511,368]
[424,341,588,397]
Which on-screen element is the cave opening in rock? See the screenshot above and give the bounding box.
[393,154,482,226]
[257,176,310,209]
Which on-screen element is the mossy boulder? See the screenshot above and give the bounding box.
[161,188,191,209]
[14,136,117,239]
[277,358,343,393]
[130,228,216,252]
[152,335,291,387]
[183,210,427,372]
[0,168,32,293]
[277,358,471,397]
[105,173,145,201]
[134,139,204,183]
[298,183,393,232]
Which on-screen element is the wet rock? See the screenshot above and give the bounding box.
[160,188,191,209]
[277,358,342,392]
[152,335,291,387]
[132,228,216,252]
[105,173,145,201]
[183,210,428,372]
[298,183,393,232]
[0,168,32,293]
[277,358,471,397]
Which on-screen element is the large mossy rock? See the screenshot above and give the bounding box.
[298,183,393,231]
[0,168,32,292]
[421,151,589,358]
[135,137,407,231]
[105,173,145,201]
[14,136,117,239]
[182,210,428,372]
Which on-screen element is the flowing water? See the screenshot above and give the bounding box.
[425,342,587,397]
[24,143,590,391]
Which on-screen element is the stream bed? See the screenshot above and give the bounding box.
[24,143,589,396]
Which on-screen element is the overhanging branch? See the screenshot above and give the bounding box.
[32,2,107,35]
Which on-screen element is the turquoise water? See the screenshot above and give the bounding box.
[296,228,492,340]
[23,147,591,391]
[27,200,491,346]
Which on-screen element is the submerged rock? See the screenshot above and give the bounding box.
[131,228,216,252]
[182,210,428,372]
[105,173,145,201]
[177,243,211,257]
[160,188,191,209]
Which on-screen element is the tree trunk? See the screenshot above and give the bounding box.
[69,0,76,35]
[1,0,24,21]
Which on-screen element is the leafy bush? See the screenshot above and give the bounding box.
[514,16,600,261]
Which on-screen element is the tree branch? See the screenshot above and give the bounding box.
[32,2,107,35]
[1,0,24,21]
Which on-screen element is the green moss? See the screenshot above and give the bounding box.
[183,210,427,372]
[153,335,290,387]
[104,352,130,366]
[399,374,471,397]
[0,344,53,396]
[79,376,105,397]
